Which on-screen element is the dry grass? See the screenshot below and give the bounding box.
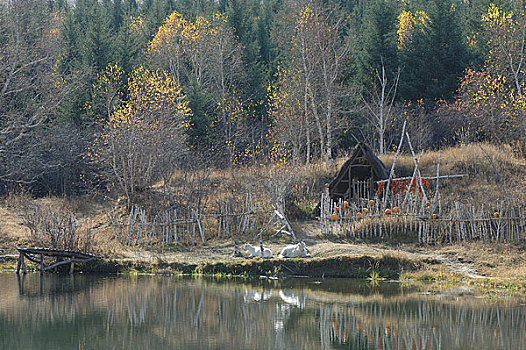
[157,142,526,221]
[380,142,525,204]
[427,242,526,279]
[0,193,118,255]
[155,160,341,221]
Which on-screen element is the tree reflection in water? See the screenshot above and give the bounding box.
[0,274,524,349]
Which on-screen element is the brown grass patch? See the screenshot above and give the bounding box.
[381,142,525,205]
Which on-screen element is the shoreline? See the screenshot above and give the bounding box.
[2,253,525,297]
[0,254,435,277]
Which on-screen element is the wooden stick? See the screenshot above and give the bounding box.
[376,174,466,184]
[21,253,27,275]
[402,151,424,206]
[405,133,428,205]
[69,256,75,275]
[194,210,205,244]
[42,256,95,272]
[383,120,407,206]
[432,152,441,211]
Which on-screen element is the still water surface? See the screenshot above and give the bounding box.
[0,274,525,349]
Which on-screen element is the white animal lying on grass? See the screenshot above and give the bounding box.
[242,243,273,258]
[278,241,310,258]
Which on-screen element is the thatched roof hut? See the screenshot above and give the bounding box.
[327,142,388,201]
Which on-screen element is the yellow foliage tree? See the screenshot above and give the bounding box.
[456,4,526,145]
[397,10,430,49]
[91,63,125,119]
[148,11,246,165]
[482,4,525,97]
[147,11,188,84]
[269,66,306,165]
[147,11,242,94]
[94,64,191,207]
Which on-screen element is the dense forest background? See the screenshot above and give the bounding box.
[1,0,524,201]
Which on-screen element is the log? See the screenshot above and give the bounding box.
[42,256,95,272]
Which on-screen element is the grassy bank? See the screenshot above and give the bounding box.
[0,254,434,279]
[80,254,436,280]
[2,252,526,297]
[401,266,526,297]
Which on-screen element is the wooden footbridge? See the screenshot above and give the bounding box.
[16,247,99,275]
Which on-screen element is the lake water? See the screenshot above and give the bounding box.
[0,274,525,349]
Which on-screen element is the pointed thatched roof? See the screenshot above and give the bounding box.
[328,142,388,200]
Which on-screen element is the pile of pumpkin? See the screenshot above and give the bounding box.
[326,184,501,221]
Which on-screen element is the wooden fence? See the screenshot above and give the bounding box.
[108,207,205,246]
[208,193,271,239]
[319,188,526,244]
[108,193,276,247]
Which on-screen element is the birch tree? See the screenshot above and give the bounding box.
[362,63,400,155]
[269,66,307,165]
[274,0,353,164]
[148,11,246,165]
[456,4,526,145]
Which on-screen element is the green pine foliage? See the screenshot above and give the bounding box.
[398,0,469,101]
[354,0,399,89]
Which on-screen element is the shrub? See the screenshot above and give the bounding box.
[23,204,95,253]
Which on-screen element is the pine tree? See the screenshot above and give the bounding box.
[355,0,398,89]
[113,0,123,30]
[122,0,138,17]
[399,0,469,101]
[114,15,146,75]
[185,78,213,152]
[82,5,114,72]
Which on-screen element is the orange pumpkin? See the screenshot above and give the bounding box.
[325,183,330,188]
[392,206,399,214]
[368,200,375,206]
[346,212,353,217]
[356,212,363,218]
[363,208,369,214]
[335,207,340,212]
[343,201,349,207]
[432,214,438,220]
[426,202,431,207]
[384,209,392,215]
[493,212,500,218]
[331,214,339,221]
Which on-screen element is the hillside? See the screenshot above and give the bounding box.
[1,143,525,289]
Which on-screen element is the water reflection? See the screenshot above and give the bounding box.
[0,274,524,349]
